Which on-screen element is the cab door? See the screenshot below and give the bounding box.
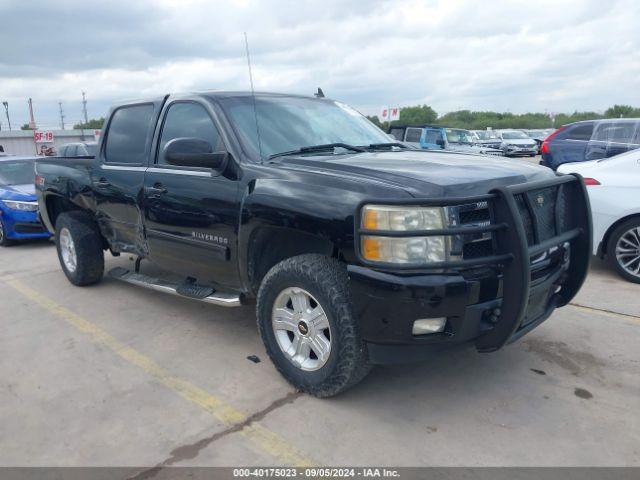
[94,101,161,252]
[142,99,241,290]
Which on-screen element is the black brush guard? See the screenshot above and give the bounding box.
[355,174,592,352]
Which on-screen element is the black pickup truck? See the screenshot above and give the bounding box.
[35,92,592,397]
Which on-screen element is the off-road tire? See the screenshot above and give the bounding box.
[607,218,640,284]
[55,211,104,286]
[257,254,371,397]
[0,218,15,246]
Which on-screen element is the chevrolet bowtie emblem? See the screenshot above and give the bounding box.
[536,194,545,206]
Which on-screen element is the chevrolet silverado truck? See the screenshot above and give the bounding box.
[35,92,592,397]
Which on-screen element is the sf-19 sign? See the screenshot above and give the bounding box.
[34,131,54,143]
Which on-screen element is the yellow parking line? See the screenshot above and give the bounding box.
[6,278,315,467]
[569,303,640,326]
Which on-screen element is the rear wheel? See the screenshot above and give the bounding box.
[257,254,371,397]
[55,212,104,286]
[607,218,640,283]
[0,218,15,246]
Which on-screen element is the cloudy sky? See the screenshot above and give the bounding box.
[1,0,638,129]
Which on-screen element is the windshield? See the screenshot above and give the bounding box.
[501,131,530,140]
[474,131,499,140]
[0,160,35,186]
[445,128,473,144]
[219,96,391,160]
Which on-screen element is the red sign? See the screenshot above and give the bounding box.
[379,105,400,122]
[34,130,54,143]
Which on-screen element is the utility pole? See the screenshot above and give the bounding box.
[2,101,11,131]
[81,91,89,125]
[28,98,36,129]
[58,102,65,130]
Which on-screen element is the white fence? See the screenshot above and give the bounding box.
[0,129,99,156]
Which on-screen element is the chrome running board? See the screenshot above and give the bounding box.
[108,267,241,307]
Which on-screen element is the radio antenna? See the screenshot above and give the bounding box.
[244,32,264,162]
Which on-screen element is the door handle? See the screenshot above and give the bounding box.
[95,178,111,188]
[146,184,168,195]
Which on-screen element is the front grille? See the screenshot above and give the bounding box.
[455,201,494,259]
[459,206,490,224]
[515,185,569,245]
[463,239,493,258]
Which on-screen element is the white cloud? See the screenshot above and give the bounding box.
[0,0,638,128]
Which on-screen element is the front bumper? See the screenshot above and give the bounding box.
[504,145,538,156]
[350,174,591,363]
[0,208,51,240]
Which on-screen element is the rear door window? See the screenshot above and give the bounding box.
[593,122,636,144]
[565,123,593,141]
[105,104,155,164]
[404,128,423,143]
[389,128,405,141]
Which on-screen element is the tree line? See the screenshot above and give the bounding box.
[21,117,106,130]
[367,104,640,131]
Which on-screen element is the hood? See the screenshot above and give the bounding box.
[275,150,555,197]
[0,183,37,202]
[503,138,536,146]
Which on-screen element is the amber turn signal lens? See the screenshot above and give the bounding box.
[362,209,379,230]
[362,237,381,260]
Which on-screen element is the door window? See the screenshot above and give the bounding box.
[593,122,636,144]
[425,129,443,144]
[404,128,423,143]
[565,123,593,141]
[157,102,222,165]
[105,104,155,164]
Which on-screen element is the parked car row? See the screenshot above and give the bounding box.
[389,125,504,155]
[541,118,640,170]
[390,125,546,157]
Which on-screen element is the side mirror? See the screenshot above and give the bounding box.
[436,139,445,148]
[163,137,228,170]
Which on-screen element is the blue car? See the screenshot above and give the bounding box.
[540,118,640,170]
[0,156,52,246]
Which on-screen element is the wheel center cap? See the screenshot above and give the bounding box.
[297,321,309,336]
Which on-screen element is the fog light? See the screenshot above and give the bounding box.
[412,317,446,335]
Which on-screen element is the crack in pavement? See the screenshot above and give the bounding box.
[127,391,302,479]
[569,302,640,324]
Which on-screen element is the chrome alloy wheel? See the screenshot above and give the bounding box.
[59,227,77,273]
[271,287,332,371]
[615,226,640,278]
[0,220,4,243]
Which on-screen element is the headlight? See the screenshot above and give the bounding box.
[2,200,39,212]
[360,205,448,264]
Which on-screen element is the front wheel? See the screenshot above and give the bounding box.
[257,254,371,397]
[55,212,104,286]
[607,219,640,283]
[0,218,15,246]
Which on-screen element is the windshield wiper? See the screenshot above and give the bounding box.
[268,143,365,160]
[363,142,412,150]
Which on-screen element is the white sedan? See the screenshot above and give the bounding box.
[558,149,640,283]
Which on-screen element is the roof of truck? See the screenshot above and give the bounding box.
[111,91,328,107]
